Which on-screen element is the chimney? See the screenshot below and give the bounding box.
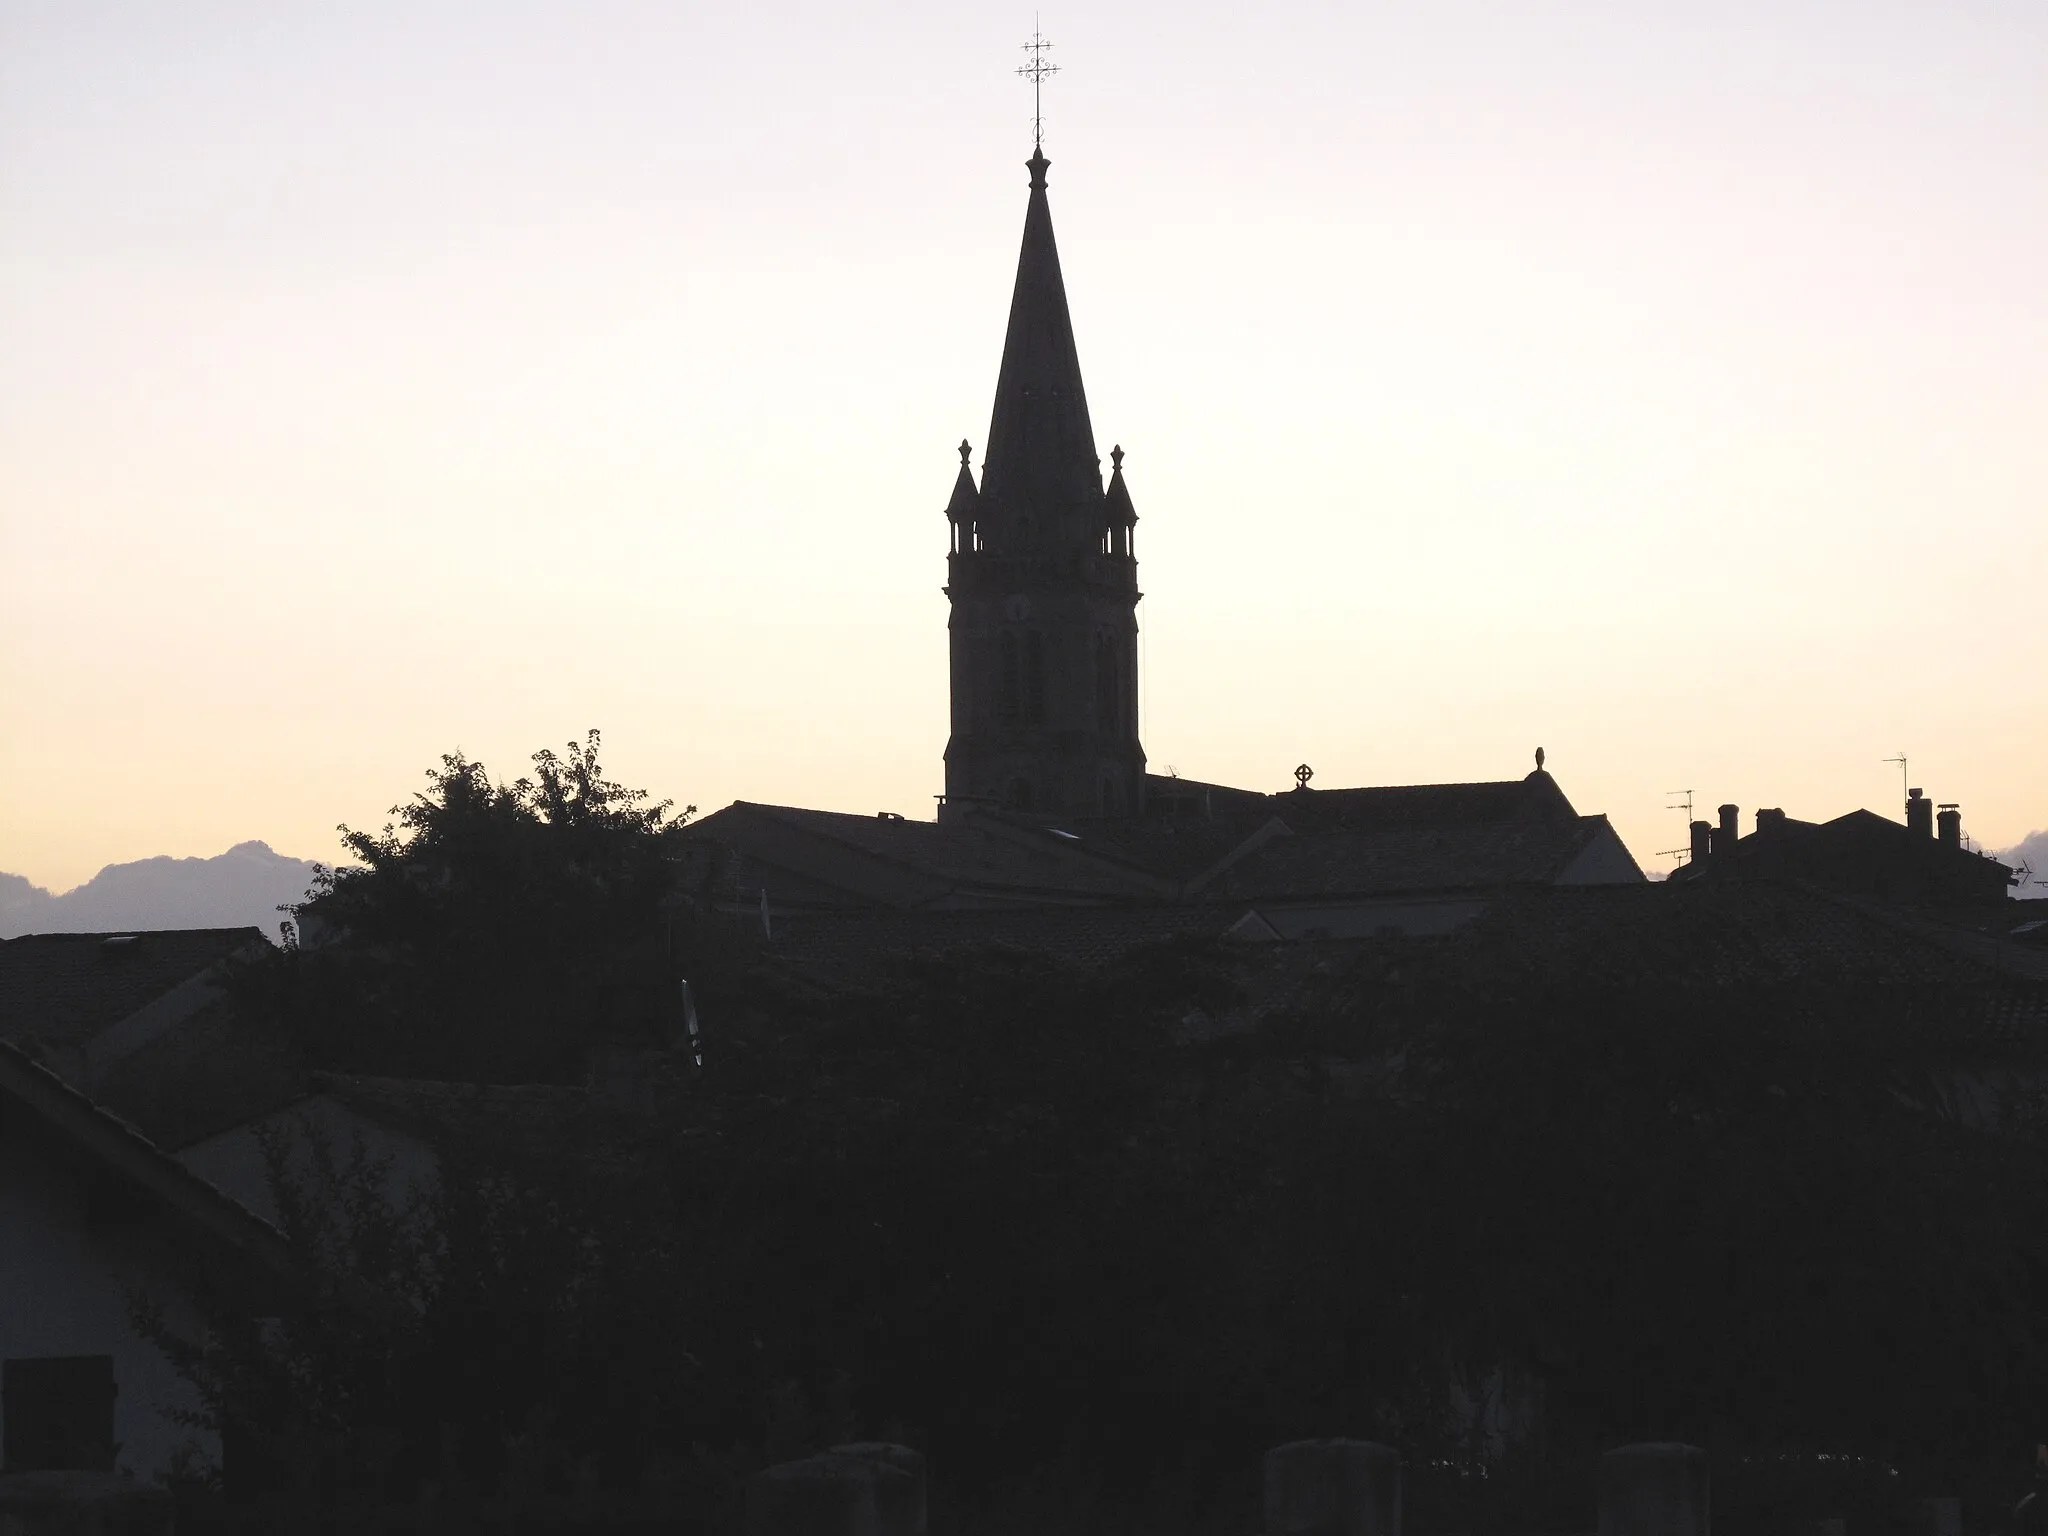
[1756,807,1787,835]
[1717,803,1739,853]
[1689,820,1712,863]
[1937,804,1961,849]
[1906,787,1933,838]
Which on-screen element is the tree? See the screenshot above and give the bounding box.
[242,731,697,1081]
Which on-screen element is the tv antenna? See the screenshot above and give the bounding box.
[1883,753,1908,807]
[1657,788,1696,866]
[1018,19,1058,150]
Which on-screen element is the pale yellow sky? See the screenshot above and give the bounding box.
[3,1,2044,893]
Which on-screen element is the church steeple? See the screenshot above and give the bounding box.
[941,148,1146,821]
[978,148,1101,550]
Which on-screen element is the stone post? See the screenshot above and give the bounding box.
[1263,1439,1401,1536]
[747,1452,918,1536]
[827,1444,927,1536]
[1598,1443,1709,1536]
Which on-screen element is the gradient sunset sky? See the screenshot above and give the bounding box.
[3,1,2043,893]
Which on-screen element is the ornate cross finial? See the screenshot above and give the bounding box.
[1018,20,1057,151]
[1295,764,1314,791]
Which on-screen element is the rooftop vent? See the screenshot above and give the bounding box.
[1936,804,1962,849]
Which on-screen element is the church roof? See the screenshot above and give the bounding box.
[1196,815,1621,903]
[680,770,1640,914]
[1261,771,1581,832]
[676,801,1167,909]
[980,148,1102,520]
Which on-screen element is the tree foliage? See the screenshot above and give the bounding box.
[244,732,694,1081]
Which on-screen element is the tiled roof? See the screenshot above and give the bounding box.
[1821,898,2048,984]
[1199,817,1603,902]
[0,928,265,1051]
[1054,810,1282,881]
[679,802,1161,908]
[681,774,1610,912]
[1256,772,1580,833]
[1102,772,1580,878]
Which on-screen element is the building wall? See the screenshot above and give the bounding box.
[0,1115,212,1482]
[177,1096,439,1232]
[1557,824,1649,885]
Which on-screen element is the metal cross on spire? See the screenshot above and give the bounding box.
[1018,19,1058,150]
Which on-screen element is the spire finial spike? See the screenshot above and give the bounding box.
[1018,19,1058,153]
[1110,444,1124,470]
[959,438,973,467]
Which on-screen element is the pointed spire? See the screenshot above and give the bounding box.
[1104,443,1136,527]
[946,439,979,520]
[981,149,1101,531]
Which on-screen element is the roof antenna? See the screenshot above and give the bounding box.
[1656,788,1696,869]
[1018,18,1058,151]
[1883,753,1908,809]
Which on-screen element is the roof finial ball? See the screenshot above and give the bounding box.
[1535,747,1546,772]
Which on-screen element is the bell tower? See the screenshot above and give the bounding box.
[942,147,1145,820]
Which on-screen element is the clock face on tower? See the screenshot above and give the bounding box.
[1004,595,1032,622]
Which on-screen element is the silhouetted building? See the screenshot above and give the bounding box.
[942,147,1144,821]
[683,143,1650,908]
[1668,788,2016,908]
[679,763,1642,923]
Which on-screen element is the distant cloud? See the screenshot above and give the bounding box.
[0,842,322,941]
[2001,830,2048,900]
